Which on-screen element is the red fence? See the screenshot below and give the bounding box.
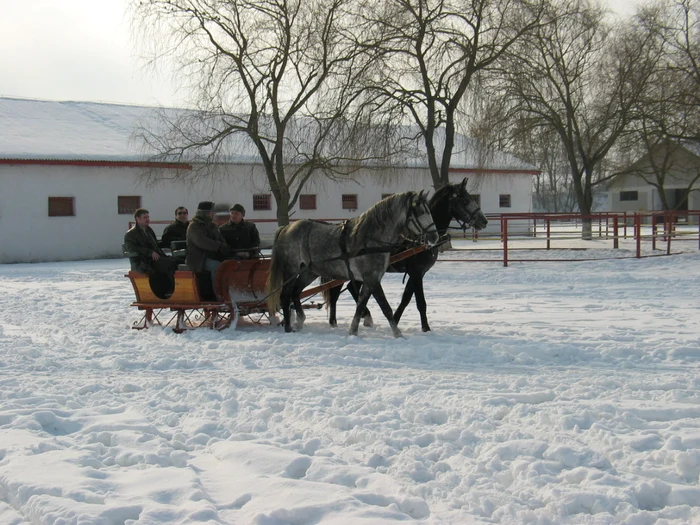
[451,211,700,266]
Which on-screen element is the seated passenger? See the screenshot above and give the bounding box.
[219,204,261,259]
[161,206,189,249]
[186,201,232,288]
[124,208,179,299]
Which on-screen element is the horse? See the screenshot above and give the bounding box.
[323,178,487,332]
[266,191,440,337]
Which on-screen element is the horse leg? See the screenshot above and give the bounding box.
[347,281,373,327]
[291,278,308,331]
[328,284,341,327]
[280,281,295,333]
[349,284,373,336]
[393,277,415,325]
[368,281,402,338]
[413,276,430,332]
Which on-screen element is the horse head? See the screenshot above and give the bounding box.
[406,191,440,246]
[449,178,488,231]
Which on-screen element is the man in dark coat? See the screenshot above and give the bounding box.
[219,203,261,259]
[161,206,189,249]
[186,201,232,287]
[124,208,179,298]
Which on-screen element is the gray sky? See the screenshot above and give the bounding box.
[0,0,645,108]
[0,0,180,106]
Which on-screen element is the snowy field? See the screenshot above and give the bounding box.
[1,242,700,525]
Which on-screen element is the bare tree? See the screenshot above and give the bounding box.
[517,126,577,211]
[611,0,700,212]
[656,0,700,144]
[502,0,660,238]
[131,0,383,226]
[354,0,547,190]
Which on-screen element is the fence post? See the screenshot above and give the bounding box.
[546,218,551,250]
[623,212,628,238]
[613,216,619,249]
[502,217,509,267]
[635,213,642,258]
[652,220,657,251]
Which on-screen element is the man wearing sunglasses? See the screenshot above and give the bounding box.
[161,206,189,249]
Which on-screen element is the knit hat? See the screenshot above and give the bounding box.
[197,201,214,211]
[230,203,246,216]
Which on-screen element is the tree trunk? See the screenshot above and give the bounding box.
[581,218,592,241]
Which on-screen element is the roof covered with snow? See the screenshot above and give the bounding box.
[0,97,537,171]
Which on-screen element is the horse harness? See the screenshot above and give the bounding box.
[336,197,438,282]
[447,191,483,233]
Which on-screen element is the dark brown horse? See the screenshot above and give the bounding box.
[324,178,487,332]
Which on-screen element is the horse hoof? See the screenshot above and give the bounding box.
[363,316,374,327]
[285,326,294,333]
[422,326,431,332]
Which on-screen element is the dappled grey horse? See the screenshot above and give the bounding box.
[266,191,439,337]
[324,178,488,332]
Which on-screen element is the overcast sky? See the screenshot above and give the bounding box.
[0,0,646,109]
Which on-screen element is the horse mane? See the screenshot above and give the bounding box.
[348,192,415,252]
[429,183,456,207]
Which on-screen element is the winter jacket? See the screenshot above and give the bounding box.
[219,220,260,257]
[124,225,165,272]
[161,220,189,249]
[186,215,228,272]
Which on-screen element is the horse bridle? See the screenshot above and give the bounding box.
[449,191,483,230]
[405,196,438,241]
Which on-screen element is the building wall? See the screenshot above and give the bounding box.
[609,178,700,213]
[609,145,700,213]
[0,163,532,263]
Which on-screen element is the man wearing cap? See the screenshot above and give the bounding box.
[124,208,179,299]
[219,203,261,259]
[186,201,232,286]
[161,206,189,249]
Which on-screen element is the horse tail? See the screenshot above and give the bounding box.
[265,225,289,314]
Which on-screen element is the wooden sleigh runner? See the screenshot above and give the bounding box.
[126,246,426,333]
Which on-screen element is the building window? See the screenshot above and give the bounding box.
[381,193,393,200]
[299,194,316,210]
[48,197,75,217]
[118,196,141,215]
[342,194,358,210]
[620,191,638,202]
[472,194,481,206]
[499,194,511,208]
[253,194,271,211]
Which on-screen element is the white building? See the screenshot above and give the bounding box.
[0,97,538,263]
[608,141,700,216]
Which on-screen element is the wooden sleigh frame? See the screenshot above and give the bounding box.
[126,246,425,333]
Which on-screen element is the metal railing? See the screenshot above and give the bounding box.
[450,211,700,266]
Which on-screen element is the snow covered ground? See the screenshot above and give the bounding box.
[1,242,699,524]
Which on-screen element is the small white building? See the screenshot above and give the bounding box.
[0,97,538,263]
[608,141,700,215]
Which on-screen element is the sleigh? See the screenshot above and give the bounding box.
[126,246,425,333]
